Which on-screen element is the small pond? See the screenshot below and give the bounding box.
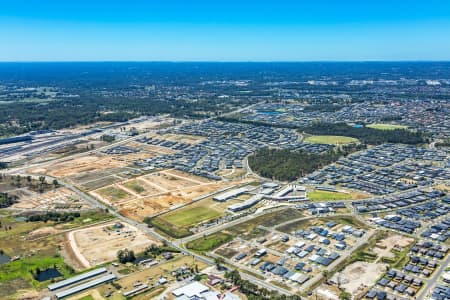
[0,254,10,265]
[36,268,63,282]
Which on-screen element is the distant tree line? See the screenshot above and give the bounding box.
[248,145,364,181]
[218,118,427,145]
[302,104,344,112]
[0,96,237,137]
[300,122,427,145]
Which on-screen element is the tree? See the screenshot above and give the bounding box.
[340,291,352,300]
[322,270,331,282]
[15,175,21,187]
[39,176,46,184]
[214,257,225,270]
[117,248,135,264]
[193,274,202,281]
[52,179,59,188]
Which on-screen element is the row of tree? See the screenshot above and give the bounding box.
[225,270,302,300]
[26,211,81,223]
[142,243,180,258]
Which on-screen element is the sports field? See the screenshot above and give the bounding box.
[163,206,221,227]
[304,135,359,145]
[366,123,408,130]
[307,190,352,201]
[149,200,224,238]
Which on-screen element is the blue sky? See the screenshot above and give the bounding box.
[1,0,450,61]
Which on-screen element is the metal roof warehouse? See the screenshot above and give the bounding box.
[55,274,116,299]
[48,267,108,291]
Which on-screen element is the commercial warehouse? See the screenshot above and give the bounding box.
[48,267,108,291]
[213,186,252,202]
[55,274,116,299]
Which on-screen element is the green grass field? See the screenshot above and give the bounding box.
[150,205,223,238]
[307,190,352,201]
[304,135,359,145]
[0,255,74,293]
[97,186,131,201]
[78,296,95,300]
[163,206,221,227]
[186,232,233,252]
[123,180,145,194]
[366,123,408,130]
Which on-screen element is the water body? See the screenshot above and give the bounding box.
[0,254,11,265]
[36,268,63,282]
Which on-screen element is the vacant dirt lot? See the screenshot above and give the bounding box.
[155,133,206,144]
[12,187,88,211]
[31,154,126,178]
[89,169,251,221]
[373,234,414,259]
[67,222,159,268]
[142,171,200,190]
[119,184,223,221]
[340,261,386,295]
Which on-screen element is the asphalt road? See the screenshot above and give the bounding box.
[417,253,450,300]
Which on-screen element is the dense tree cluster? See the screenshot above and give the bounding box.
[117,248,136,264]
[436,139,450,147]
[142,243,180,258]
[225,270,301,300]
[26,212,81,223]
[100,134,116,143]
[248,146,363,181]
[301,122,427,145]
[0,96,237,137]
[0,192,18,208]
[302,104,344,112]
